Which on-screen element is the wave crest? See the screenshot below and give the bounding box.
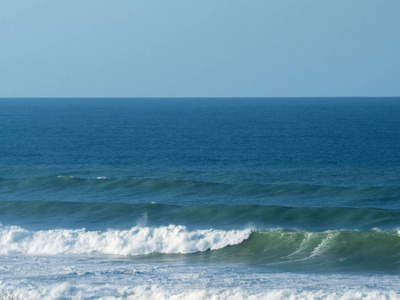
[0,225,251,256]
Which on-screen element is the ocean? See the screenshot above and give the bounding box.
[0,97,400,299]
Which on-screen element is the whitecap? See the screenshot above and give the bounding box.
[0,224,251,256]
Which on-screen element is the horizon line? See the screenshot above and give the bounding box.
[0,96,399,100]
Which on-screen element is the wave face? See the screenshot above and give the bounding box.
[229,229,400,272]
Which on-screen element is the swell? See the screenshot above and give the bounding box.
[1,175,399,205]
[0,201,399,231]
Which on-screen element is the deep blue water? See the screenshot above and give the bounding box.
[2,98,400,169]
[1,98,400,299]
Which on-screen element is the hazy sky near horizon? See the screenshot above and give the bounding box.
[1,1,399,98]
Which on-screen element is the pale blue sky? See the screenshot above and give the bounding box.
[0,0,399,97]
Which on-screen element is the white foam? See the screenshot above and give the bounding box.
[102,286,400,300]
[2,284,399,300]
[0,224,251,256]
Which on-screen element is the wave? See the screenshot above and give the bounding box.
[1,224,400,271]
[0,200,399,231]
[223,229,400,271]
[1,175,400,204]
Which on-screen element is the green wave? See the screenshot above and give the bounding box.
[195,229,400,272]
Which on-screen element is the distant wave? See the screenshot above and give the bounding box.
[1,175,399,202]
[0,200,399,231]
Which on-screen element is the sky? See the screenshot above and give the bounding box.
[0,0,399,98]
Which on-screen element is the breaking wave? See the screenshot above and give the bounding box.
[1,224,400,271]
[0,224,251,256]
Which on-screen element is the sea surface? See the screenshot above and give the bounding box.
[0,98,400,299]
